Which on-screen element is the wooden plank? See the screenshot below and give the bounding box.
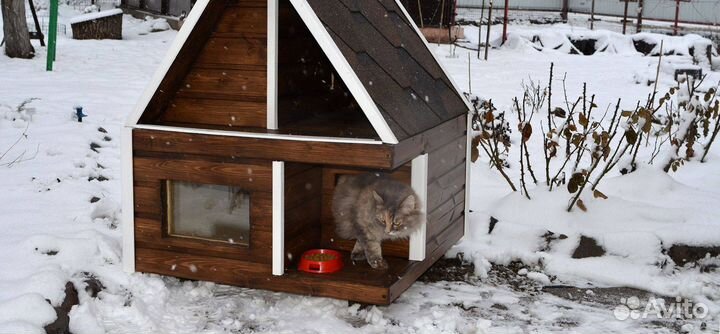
[426,162,466,212]
[426,215,464,256]
[160,97,266,128]
[284,224,320,266]
[284,166,321,240]
[215,6,266,37]
[392,115,466,168]
[137,0,226,124]
[426,198,465,240]
[133,156,272,192]
[428,134,467,181]
[135,247,396,304]
[132,129,394,169]
[195,37,266,66]
[285,199,321,239]
[133,183,161,217]
[176,68,266,101]
[135,247,272,281]
[284,162,314,178]
[135,218,272,262]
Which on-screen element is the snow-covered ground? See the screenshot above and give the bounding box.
[1,6,719,334]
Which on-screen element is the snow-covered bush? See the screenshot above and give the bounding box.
[469,64,720,212]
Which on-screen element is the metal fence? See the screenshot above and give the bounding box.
[455,0,720,26]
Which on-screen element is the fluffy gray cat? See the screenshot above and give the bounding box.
[332,173,424,269]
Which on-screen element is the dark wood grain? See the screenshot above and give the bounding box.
[428,135,467,180]
[133,156,272,192]
[135,217,272,262]
[135,247,418,304]
[175,68,266,101]
[160,97,266,128]
[194,37,266,66]
[133,129,395,169]
[215,5,266,37]
[137,0,226,124]
[393,115,467,167]
[426,162,466,212]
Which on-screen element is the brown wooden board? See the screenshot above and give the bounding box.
[142,0,269,130]
[284,165,322,265]
[215,5,266,38]
[132,129,395,169]
[133,156,272,191]
[194,37,266,66]
[426,162,466,213]
[159,97,266,128]
[428,135,467,180]
[137,0,227,124]
[135,247,415,304]
[175,68,267,102]
[426,189,465,238]
[393,115,466,167]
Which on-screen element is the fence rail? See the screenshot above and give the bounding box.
[456,0,720,26]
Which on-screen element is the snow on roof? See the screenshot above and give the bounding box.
[69,9,123,25]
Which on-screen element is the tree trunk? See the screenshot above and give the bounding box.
[1,0,35,58]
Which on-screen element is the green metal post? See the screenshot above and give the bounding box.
[46,0,58,71]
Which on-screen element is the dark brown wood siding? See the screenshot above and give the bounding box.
[284,164,323,266]
[160,0,268,129]
[132,129,395,169]
[133,155,274,264]
[423,116,466,256]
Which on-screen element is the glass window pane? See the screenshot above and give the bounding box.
[168,181,250,245]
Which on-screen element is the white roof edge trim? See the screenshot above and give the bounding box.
[288,0,399,145]
[131,124,384,145]
[124,0,211,127]
[393,0,474,112]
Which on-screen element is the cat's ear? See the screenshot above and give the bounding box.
[399,195,416,212]
[372,191,384,204]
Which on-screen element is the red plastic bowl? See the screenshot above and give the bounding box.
[298,249,343,274]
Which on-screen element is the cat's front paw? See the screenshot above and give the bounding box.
[351,250,366,262]
[368,257,388,270]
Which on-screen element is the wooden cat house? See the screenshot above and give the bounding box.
[121,0,470,305]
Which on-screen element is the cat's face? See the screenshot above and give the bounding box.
[372,191,423,237]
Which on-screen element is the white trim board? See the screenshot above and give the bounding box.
[125,0,210,127]
[266,0,279,130]
[393,0,474,112]
[288,0,398,144]
[272,161,285,276]
[463,115,472,239]
[409,154,428,261]
[131,124,383,145]
[121,127,136,273]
